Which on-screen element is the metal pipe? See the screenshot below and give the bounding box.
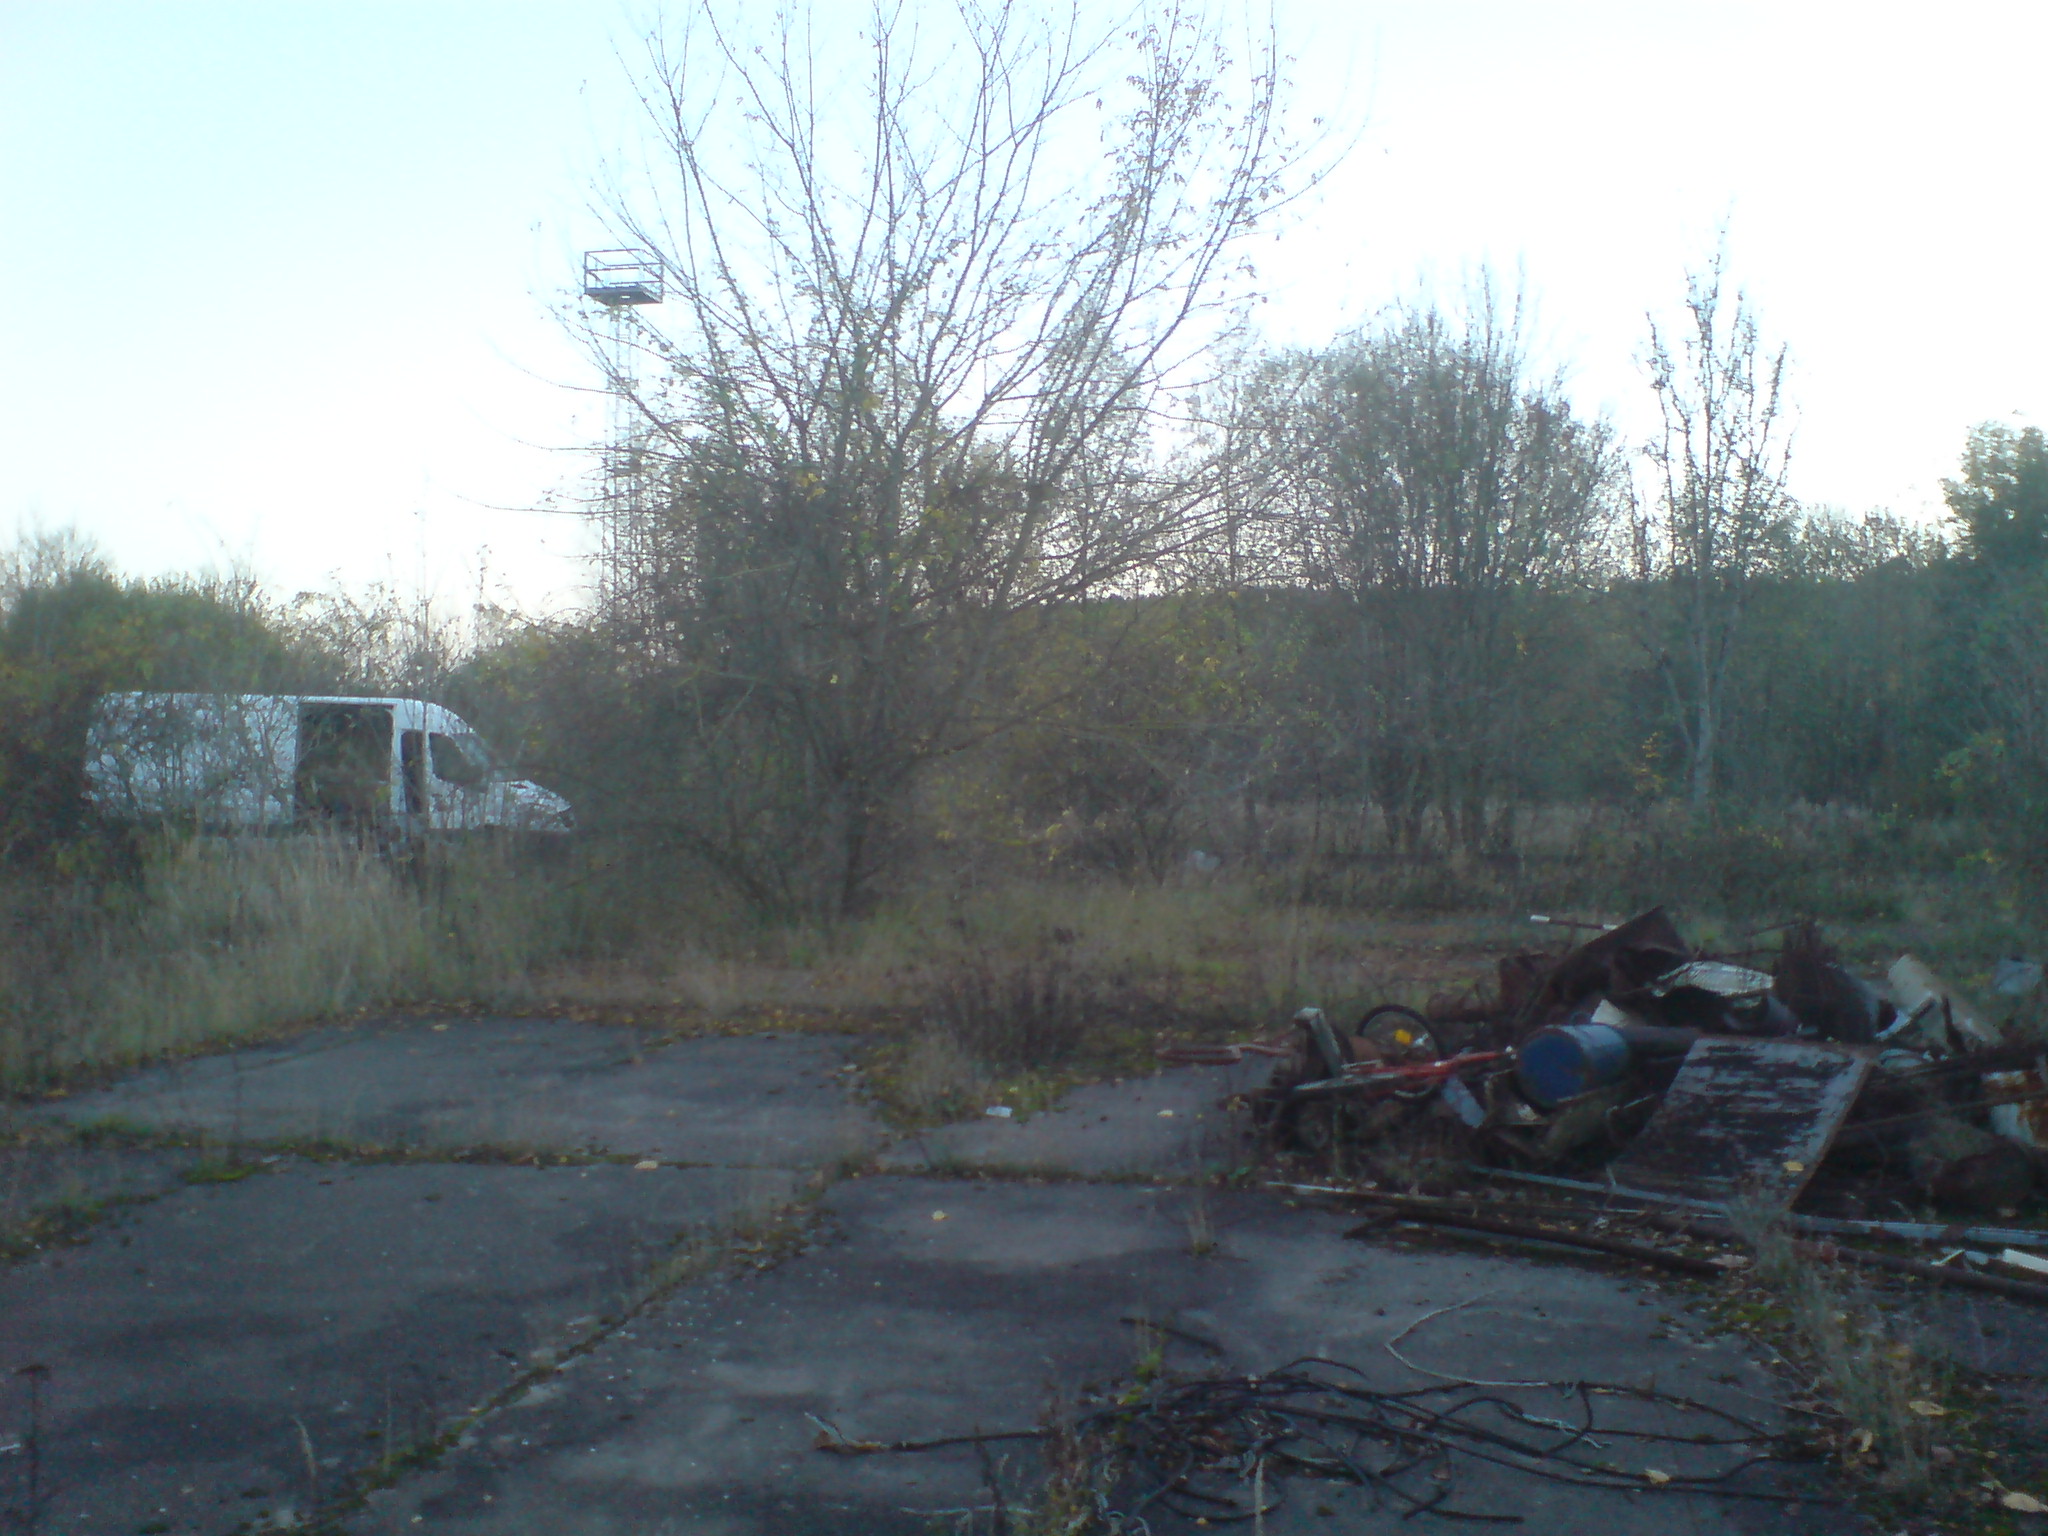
[1463,1167,2048,1250]
[1283,1182,2048,1305]
[1788,1238,2048,1307]
[1339,1200,1725,1278]
[1831,1087,2048,1145]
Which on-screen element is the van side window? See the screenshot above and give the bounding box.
[429,732,486,788]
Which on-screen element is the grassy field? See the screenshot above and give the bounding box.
[3,803,2041,1102]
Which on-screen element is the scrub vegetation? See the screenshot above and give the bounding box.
[4,3,2047,1101]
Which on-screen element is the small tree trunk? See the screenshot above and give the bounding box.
[1689,692,1716,811]
[836,789,871,920]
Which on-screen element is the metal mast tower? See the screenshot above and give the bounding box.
[582,249,665,615]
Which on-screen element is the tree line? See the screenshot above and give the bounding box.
[6,3,2045,919]
[530,3,2047,912]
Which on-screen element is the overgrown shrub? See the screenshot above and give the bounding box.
[925,945,1096,1074]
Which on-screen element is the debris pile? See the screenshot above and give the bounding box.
[1230,909,2047,1243]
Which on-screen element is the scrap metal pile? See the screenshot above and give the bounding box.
[1242,909,2048,1228]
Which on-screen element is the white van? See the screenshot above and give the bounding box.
[85,693,573,836]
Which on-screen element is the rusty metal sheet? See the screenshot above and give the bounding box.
[1607,1039,1872,1211]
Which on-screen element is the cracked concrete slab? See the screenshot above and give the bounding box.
[878,1059,1270,1177]
[0,1158,801,1536]
[3,1029,1869,1534]
[32,1021,884,1168]
[1910,1291,2048,1462]
[0,1145,202,1245]
[351,1176,1856,1536]
[1911,1289,2048,1380]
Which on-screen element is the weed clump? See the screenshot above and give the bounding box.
[1726,1200,1941,1490]
[927,945,1095,1073]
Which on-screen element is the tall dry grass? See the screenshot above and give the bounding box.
[1728,1201,1941,1489]
[6,803,2034,1105]
[0,836,570,1088]
[565,805,2046,1125]
[574,876,1526,1124]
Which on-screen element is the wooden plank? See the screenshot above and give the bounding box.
[1606,1039,1871,1211]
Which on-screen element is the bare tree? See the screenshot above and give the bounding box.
[1640,251,1795,810]
[1777,507,1946,582]
[582,2,1295,913]
[1230,285,1620,852]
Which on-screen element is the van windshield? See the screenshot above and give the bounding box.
[429,732,492,788]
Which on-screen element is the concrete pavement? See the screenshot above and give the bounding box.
[0,1019,1864,1535]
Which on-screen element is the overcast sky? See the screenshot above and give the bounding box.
[3,1,2042,612]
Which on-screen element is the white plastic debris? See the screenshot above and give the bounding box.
[1438,1075,1486,1128]
[1993,957,2044,998]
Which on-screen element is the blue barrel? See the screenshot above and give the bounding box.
[1515,1023,1633,1109]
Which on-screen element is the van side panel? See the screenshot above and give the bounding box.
[85,693,298,829]
[86,692,571,836]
